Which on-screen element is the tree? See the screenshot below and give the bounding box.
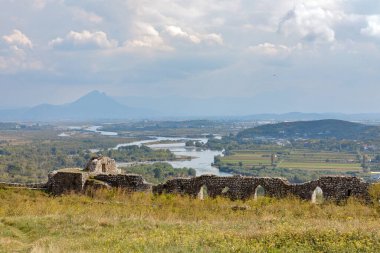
[153,167,162,179]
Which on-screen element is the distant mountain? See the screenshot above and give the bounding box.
[114,96,380,121]
[240,112,380,122]
[3,92,380,122]
[237,119,380,140]
[0,108,30,121]
[0,91,157,122]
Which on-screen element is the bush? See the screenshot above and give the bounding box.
[369,183,380,207]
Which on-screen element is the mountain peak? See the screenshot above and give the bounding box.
[82,90,107,99]
[72,90,115,106]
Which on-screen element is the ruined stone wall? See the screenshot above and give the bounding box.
[93,174,152,192]
[153,175,292,200]
[41,167,372,202]
[85,156,120,174]
[290,176,370,202]
[47,171,88,195]
[153,175,371,202]
[46,171,152,195]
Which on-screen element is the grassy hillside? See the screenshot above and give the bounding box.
[1,188,380,252]
[237,119,380,140]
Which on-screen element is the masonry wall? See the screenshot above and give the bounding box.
[153,175,371,202]
[85,156,120,174]
[47,172,88,195]
[94,174,152,192]
[290,176,371,202]
[46,171,152,195]
[43,168,372,202]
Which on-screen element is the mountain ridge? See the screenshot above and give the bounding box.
[0,91,157,122]
[2,92,380,122]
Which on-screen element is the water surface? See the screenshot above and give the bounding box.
[116,137,230,176]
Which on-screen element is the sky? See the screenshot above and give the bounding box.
[1,0,380,113]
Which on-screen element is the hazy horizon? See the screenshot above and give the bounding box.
[2,90,380,117]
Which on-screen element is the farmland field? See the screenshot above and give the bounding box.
[219,149,363,172]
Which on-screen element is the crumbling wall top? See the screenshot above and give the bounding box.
[84,156,120,174]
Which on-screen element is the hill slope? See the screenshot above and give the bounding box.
[237,119,380,140]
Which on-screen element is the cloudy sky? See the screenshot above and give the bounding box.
[1,0,380,113]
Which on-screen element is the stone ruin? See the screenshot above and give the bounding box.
[46,156,151,195]
[84,156,121,174]
[152,175,371,203]
[1,155,372,203]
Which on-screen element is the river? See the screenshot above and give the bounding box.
[84,126,118,136]
[58,126,118,137]
[115,137,230,176]
[63,126,229,176]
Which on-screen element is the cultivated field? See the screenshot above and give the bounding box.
[220,149,363,172]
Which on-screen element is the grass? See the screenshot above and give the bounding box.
[1,188,380,252]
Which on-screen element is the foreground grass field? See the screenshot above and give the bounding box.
[1,188,380,252]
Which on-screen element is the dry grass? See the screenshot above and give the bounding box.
[1,187,380,252]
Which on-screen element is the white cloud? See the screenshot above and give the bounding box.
[0,45,42,72]
[125,23,172,51]
[125,0,228,47]
[165,25,223,45]
[248,43,293,57]
[279,2,343,43]
[49,30,118,50]
[71,8,103,24]
[204,33,223,45]
[1,29,43,72]
[2,30,33,48]
[361,16,380,38]
[165,26,201,44]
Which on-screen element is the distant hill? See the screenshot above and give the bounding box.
[237,119,380,140]
[0,91,157,122]
[3,92,380,122]
[115,96,380,120]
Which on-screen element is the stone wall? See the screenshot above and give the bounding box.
[47,171,88,195]
[85,156,120,174]
[153,175,371,202]
[46,170,151,195]
[7,169,371,202]
[93,174,152,192]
